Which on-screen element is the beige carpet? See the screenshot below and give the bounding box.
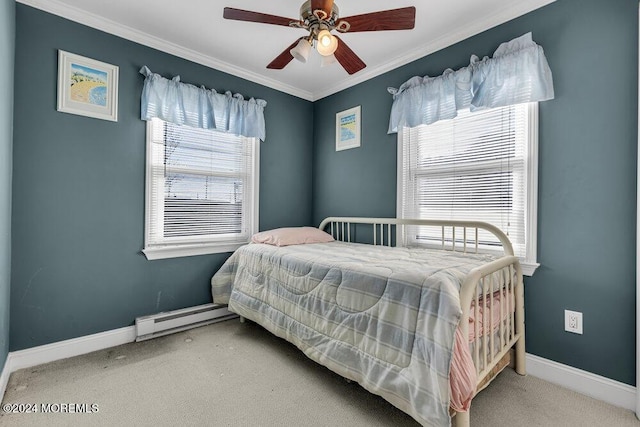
[1,320,638,426]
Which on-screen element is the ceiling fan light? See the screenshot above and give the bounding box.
[316,30,338,56]
[290,38,312,63]
[320,54,337,68]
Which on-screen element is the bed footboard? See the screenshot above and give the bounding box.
[459,255,525,379]
[454,257,524,427]
[319,217,525,427]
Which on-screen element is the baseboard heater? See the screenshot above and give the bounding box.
[135,303,237,341]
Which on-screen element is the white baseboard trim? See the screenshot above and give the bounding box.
[0,355,11,403]
[1,329,637,416]
[0,327,134,403]
[9,326,136,373]
[526,353,637,412]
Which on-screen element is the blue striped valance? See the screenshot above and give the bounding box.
[387,33,554,133]
[139,66,267,141]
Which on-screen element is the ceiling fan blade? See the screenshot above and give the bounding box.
[223,7,300,27]
[333,36,366,75]
[311,0,335,17]
[266,38,304,70]
[336,7,416,32]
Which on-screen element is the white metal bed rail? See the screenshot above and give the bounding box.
[318,216,515,256]
[459,256,525,380]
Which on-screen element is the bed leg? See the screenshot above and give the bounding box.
[239,316,246,324]
[453,410,470,427]
[515,336,526,375]
[514,270,526,376]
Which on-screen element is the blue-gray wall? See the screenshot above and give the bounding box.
[0,0,15,370]
[10,4,313,351]
[313,0,638,386]
[9,0,639,388]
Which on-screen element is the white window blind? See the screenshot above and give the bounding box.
[398,103,537,267]
[144,118,258,259]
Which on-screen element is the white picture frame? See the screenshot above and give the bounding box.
[336,105,361,151]
[57,50,119,122]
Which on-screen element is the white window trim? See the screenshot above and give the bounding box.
[523,103,539,276]
[142,121,260,260]
[396,103,539,276]
[142,241,250,261]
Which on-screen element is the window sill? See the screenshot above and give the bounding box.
[143,241,247,260]
[521,261,539,277]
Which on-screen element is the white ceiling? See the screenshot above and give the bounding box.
[18,0,554,101]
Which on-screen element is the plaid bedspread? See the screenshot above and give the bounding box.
[211,241,497,426]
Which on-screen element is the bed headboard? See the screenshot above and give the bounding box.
[318,217,514,256]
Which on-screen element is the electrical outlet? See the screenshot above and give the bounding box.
[564,310,583,334]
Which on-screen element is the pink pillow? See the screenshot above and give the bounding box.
[251,227,335,247]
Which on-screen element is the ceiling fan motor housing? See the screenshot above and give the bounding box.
[300,0,339,24]
[289,1,352,38]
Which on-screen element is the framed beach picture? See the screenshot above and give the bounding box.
[335,105,361,151]
[57,50,119,122]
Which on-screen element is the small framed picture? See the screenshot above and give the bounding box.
[57,50,119,122]
[336,105,361,151]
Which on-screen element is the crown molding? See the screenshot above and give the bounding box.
[17,0,554,102]
[313,0,556,100]
[16,0,314,101]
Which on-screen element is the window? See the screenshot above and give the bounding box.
[397,103,538,275]
[143,118,259,260]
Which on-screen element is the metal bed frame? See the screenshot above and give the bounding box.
[318,217,525,427]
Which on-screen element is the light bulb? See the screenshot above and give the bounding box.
[316,30,338,56]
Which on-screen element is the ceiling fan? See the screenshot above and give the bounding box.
[223,1,416,75]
